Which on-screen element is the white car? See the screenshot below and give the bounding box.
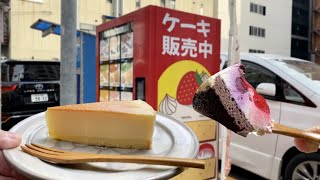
[220,53,320,180]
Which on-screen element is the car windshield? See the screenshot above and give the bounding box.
[1,62,60,82]
[269,59,320,94]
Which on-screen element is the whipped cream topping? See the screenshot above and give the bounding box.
[159,94,177,115]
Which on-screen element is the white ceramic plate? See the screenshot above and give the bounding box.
[4,112,199,180]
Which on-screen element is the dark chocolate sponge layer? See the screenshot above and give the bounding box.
[193,76,254,137]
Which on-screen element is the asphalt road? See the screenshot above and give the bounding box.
[224,165,267,180]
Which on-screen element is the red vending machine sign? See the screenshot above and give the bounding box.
[156,8,220,122]
[155,8,220,180]
[96,6,220,179]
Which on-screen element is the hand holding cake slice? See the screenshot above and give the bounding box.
[193,64,320,143]
[45,100,155,149]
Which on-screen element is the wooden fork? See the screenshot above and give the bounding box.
[20,144,205,169]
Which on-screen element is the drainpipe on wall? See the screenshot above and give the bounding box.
[119,0,123,17]
[112,0,118,17]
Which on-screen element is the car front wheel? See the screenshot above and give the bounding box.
[284,153,320,180]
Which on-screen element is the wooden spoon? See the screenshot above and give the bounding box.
[272,122,320,143]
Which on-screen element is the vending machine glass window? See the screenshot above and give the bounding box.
[99,23,133,101]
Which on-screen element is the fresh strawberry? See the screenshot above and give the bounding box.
[253,93,270,114]
[240,77,270,114]
[176,71,203,105]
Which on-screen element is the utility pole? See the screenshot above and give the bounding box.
[0,3,2,129]
[60,0,77,105]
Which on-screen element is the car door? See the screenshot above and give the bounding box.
[227,61,281,179]
[275,79,320,157]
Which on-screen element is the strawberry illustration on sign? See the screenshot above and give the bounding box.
[176,71,204,105]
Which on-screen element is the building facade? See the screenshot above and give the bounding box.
[5,0,305,61]
[218,0,293,57]
[312,0,320,63]
[8,0,112,60]
[6,0,216,60]
[291,0,312,60]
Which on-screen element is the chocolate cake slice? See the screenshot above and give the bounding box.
[193,64,272,137]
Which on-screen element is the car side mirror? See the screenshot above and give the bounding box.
[256,83,276,96]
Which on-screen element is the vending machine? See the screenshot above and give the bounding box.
[96,5,220,179]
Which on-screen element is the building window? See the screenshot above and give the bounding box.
[169,0,176,9]
[24,0,43,3]
[136,0,141,8]
[249,49,265,53]
[161,0,166,7]
[249,26,266,38]
[200,4,204,15]
[250,3,266,15]
[161,0,175,9]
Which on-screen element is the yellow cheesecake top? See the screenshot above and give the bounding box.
[47,100,155,116]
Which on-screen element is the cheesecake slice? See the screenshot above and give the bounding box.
[45,100,156,149]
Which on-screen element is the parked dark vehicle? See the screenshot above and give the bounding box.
[1,59,60,130]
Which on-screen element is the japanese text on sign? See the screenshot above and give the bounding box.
[162,13,212,59]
